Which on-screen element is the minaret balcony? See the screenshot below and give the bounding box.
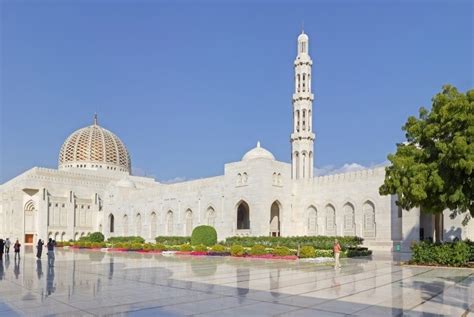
[291,131,315,140]
[292,93,314,101]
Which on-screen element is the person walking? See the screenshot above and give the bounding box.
[5,238,11,254]
[333,239,342,269]
[47,238,56,267]
[0,239,4,261]
[13,240,21,260]
[36,239,44,259]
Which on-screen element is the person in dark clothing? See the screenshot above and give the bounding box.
[36,239,44,259]
[47,238,56,267]
[13,240,21,260]
[0,239,4,261]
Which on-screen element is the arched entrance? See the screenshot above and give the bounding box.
[108,214,115,233]
[24,200,36,244]
[270,201,280,237]
[236,201,250,230]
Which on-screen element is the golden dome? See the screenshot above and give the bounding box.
[58,116,131,174]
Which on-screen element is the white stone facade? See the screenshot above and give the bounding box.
[1,32,472,251]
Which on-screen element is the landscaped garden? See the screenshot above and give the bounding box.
[55,225,372,260]
[409,240,474,268]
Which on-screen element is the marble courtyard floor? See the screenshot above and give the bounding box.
[0,248,472,316]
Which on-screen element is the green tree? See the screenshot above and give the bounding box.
[380,85,474,226]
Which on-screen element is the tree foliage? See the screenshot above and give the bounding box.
[380,85,474,223]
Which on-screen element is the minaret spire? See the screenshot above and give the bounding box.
[291,31,314,180]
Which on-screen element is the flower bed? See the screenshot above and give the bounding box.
[243,254,298,260]
[190,251,208,256]
[108,248,129,252]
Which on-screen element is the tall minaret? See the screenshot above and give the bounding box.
[291,31,315,180]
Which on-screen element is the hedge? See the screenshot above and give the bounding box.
[108,236,145,244]
[191,226,217,246]
[155,236,191,245]
[224,236,363,250]
[78,232,105,243]
[410,241,471,267]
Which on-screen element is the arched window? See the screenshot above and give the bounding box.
[123,214,129,236]
[302,73,306,92]
[296,110,300,132]
[295,152,300,179]
[136,213,142,236]
[237,201,250,230]
[343,203,355,236]
[206,207,216,227]
[307,206,317,235]
[237,173,242,185]
[297,74,301,92]
[108,214,115,233]
[166,211,174,235]
[270,201,280,237]
[302,109,306,131]
[363,201,376,238]
[242,172,248,184]
[302,152,307,178]
[185,209,193,236]
[150,212,157,238]
[24,200,35,233]
[325,204,336,235]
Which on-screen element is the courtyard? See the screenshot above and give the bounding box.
[0,248,472,316]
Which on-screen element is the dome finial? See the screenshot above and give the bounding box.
[93,113,98,125]
[301,20,304,34]
[257,141,260,148]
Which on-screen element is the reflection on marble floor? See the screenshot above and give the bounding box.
[0,248,472,316]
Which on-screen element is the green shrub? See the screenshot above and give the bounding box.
[230,245,245,256]
[83,241,92,248]
[211,244,226,252]
[272,246,291,256]
[224,236,363,250]
[129,243,143,251]
[155,236,191,245]
[314,249,334,258]
[346,247,372,257]
[191,226,217,246]
[249,244,267,255]
[411,241,470,267]
[88,232,105,242]
[194,244,208,252]
[299,246,316,258]
[108,236,145,244]
[153,243,167,251]
[143,243,154,251]
[179,244,193,251]
[91,242,104,248]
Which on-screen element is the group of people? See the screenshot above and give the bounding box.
[0,238,22,260]
[0,237,56,267]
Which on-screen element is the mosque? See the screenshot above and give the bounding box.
[1,32,471,251]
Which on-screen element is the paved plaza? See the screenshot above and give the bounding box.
[0,248,472,316]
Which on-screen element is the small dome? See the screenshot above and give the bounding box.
[298,32,308,42]
[242,142,275,161]
[58,115,131,174]
[116,177,136,188]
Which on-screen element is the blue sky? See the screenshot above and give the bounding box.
[1,0,472,183]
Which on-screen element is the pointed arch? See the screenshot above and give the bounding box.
[307,205,318,235]
[166,210,174,235]
[270,201,281,236]
[123,214,129,236]
[24,200,35,212]
[206,206,216,227]
[185,209,193,235]
[135,213,142,236]
[108,213,115,233]
[343,203,355,236]
[325,204,336,235]
[363,201,376,238]
[150,212,157,238]
[236,200,250,230]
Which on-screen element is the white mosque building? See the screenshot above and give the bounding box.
[1,32,471,251]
